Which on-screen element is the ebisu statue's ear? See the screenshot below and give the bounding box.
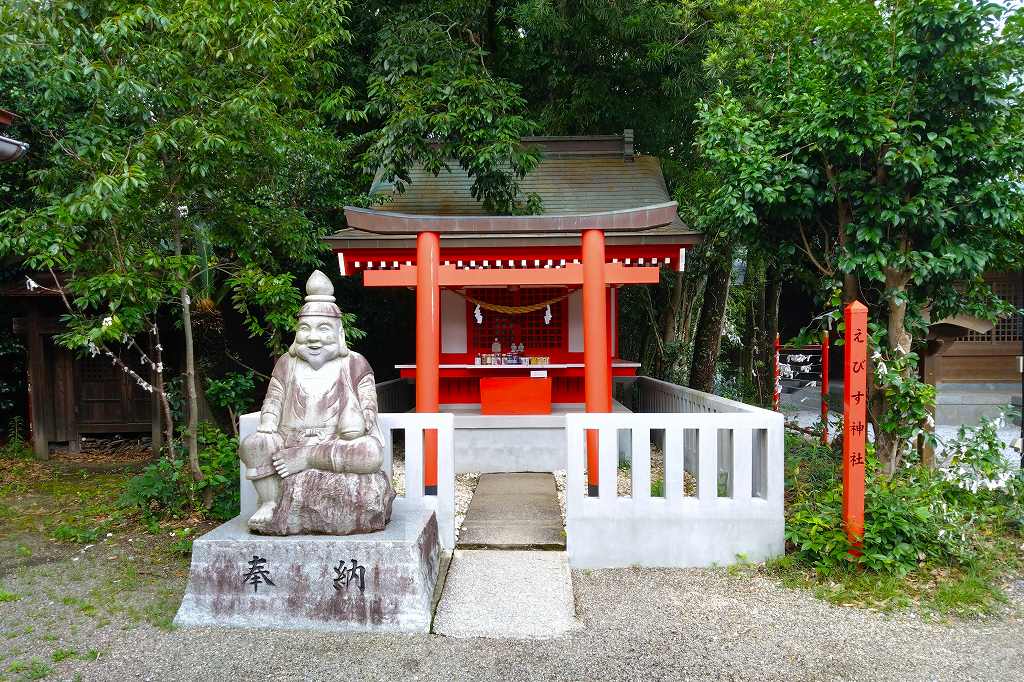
[338,319,350,357]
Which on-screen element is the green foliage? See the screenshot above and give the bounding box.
[650,478,665,497]
[696,0,1024,468]
[119,422,239,522]
[5,658,53,680]
[1,418,33,461]
[785,423,1022,580]
[205,371,256,420]
[363,13,541,214]
[0,0,358,356]
[52,520,113,544]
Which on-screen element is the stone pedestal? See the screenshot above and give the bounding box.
[174,499,439,633]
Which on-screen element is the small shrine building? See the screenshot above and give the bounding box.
[330,132,700,491]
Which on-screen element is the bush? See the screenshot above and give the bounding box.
[785,420,1022,578]
[0,417,33,460]
[119,422,239,522]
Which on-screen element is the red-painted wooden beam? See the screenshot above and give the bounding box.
[362,263,660,288]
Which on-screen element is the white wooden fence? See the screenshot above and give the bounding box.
[239,411,456,550]
[378,412,455,550]
[565,393,784,568]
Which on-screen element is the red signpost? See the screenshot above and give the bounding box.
[820,330,830,445]
[842,301,868,553]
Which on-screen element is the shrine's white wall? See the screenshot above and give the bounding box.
[441,289,467,354]
[567,290,583,352]
[446,404,632,473]
[567,288,617,354]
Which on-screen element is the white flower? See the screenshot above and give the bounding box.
[176,204,189,218]
[25,277,39,291]
[101,316,113,328]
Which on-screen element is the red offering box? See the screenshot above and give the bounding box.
[479,377,552,415]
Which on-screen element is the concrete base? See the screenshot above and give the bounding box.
[567,499,785,569]
[174,499,440,633]
[449,402,631,473]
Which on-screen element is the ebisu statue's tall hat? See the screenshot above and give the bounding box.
[299,270,342,319]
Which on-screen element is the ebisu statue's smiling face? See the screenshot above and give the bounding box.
[293,315,343,369]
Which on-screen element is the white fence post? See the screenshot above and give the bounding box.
[565,408,785,569]
[378,412,456,551]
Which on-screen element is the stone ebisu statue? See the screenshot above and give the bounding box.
[240,270,395,535]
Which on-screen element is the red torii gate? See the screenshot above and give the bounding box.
[343,203,679,495]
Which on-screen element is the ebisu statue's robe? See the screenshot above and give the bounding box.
[244,350,385,482]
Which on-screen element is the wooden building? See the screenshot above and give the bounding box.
[924,271,1023,424]
[5,274,159,458]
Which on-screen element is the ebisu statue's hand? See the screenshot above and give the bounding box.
[273,448,311,478]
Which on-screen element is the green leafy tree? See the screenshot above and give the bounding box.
[358,9,542,214]
[0,0,358,496]
[696,0,1024,470]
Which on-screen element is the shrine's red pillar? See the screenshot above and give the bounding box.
[416,231,440,494]
[582,228,610,496]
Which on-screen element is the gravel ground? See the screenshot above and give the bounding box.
[2,553,1022,682]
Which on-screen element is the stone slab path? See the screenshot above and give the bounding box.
[456,473,565,549]
[432,549,579,639]
[433,473,579,639]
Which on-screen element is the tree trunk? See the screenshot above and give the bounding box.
[174,226,207,505]
[151,325,175,452]
[679,272,705,352]
[661,271,685,346]
[741,253,764,398]
[874,266,914,475]
[762,264,782,405]
[688,252,733,393]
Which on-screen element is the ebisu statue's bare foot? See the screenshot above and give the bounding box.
[248,501,277,531]
[273,449,312,479]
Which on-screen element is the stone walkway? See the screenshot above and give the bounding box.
[434,473,578,639]
[456,473,565,549]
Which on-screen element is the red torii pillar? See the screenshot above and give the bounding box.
[582,228,611,496]
[416,231,440,494]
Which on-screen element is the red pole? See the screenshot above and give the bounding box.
[842,302,868,553]
[582,229,610,496]
[416,231,440,494]
[772,333,781,412]
[821,330,830,445]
